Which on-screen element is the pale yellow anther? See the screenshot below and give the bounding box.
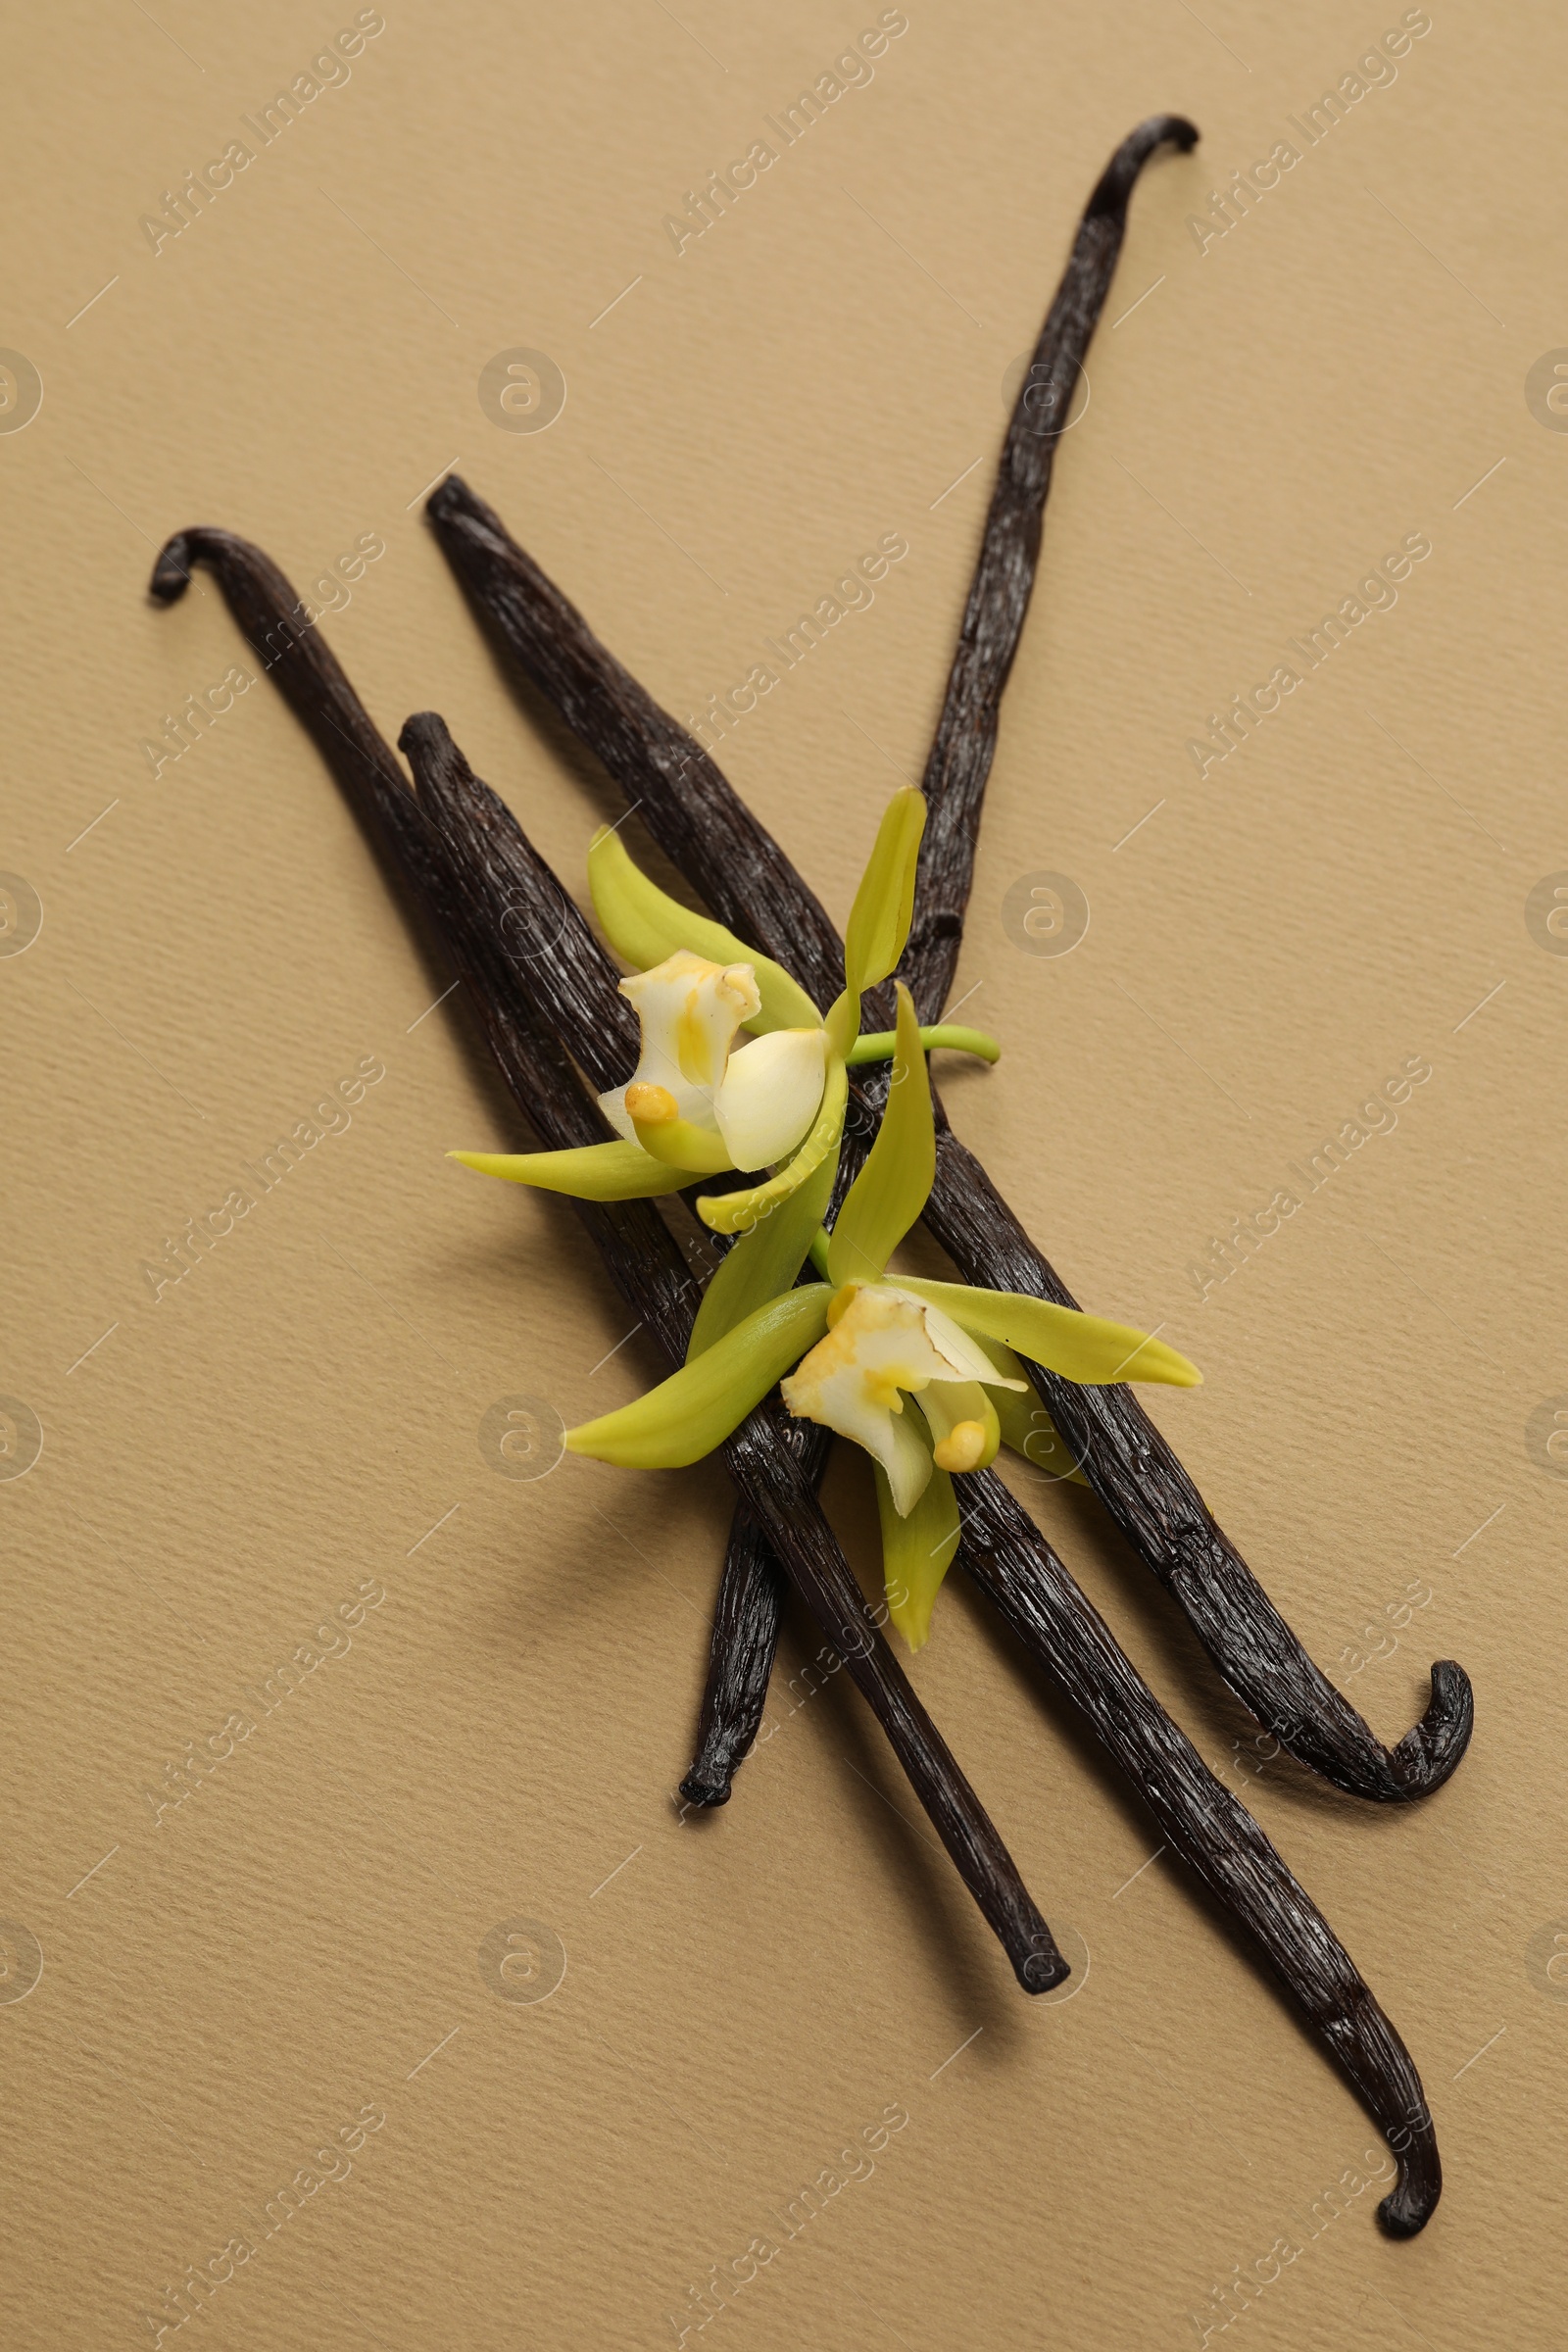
[932,1420,987,1474]
[626,1082,679,1125]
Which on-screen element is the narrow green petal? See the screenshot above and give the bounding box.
[565,1286,833,1467]
[898,1276,1202,1390]
[588,824,820,1033]
[875,1458,959,1652]
[696,1055,848,1236]
[827,984,934,1286]
[965,1332,1090,1486]
[687,1140,840,1360]
[448,1144,690,1200]
[843,788,925,1001]
[847,1023,1001,1066]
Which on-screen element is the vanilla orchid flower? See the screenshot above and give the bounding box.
[780,1280,1022,1513]
[595,947,828,1176]
[564,980,1201,1652]
[448,787,999,1230]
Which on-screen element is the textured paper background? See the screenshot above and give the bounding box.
[3,3,1564,2345]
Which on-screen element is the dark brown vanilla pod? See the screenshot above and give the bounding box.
[597,119,1198,1806]
[148,538,1449,2224]
[422,495,1473,1803]
[152,537,1067,1997]
[902,112,1199,1014]
[386,706,1446,2234]
[956,1470,1440,2237]
[392,705,818,1811]
[397,710,639,1087]
[680,1501,788,1807]
[425,480,848,1018]
[924,1128,1474,1802]
[681,1416,828,1808]
[391,707,1065,1992]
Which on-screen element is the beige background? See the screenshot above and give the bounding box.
[3,2,1564,2344]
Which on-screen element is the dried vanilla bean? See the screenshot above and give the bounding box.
[423,119,1471,1801]
[152,530,1066,1994]
[379,687,818,1804]
[904,112,1198,1007]
[956,1469,1440,2237]
[395,710,1443,2231]
[151,528,1446,2226]
[671,121,1208,1803]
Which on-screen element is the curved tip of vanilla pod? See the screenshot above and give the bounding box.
[1375,2131,1442,2238]
[1387,1659,1475,1798]
[149,531,205,603]
[1086,113,1200,220]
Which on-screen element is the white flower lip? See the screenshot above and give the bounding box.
[780,1283,1022,1514]
[714,1027,827,1172]
[598,949,827,1169]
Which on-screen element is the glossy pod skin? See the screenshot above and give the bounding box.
[151,507,1443,2230]
[149,529,1067,2002]
[422,115,1471,1812]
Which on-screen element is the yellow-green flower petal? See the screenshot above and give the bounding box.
[696,1055,849,1236]
[897,1276,1202,1389]
[565,1285,833,1467]
[875,1458,959,1652]
[589,823,820,1033]
[627,1106,734,1174]
[843,787,924,1002]
[827,983,933,1287]
[964,1332,1089,1486]
[714,1027,827,1172]
[687,1143,839,1361]
[448,1144,691,1200]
